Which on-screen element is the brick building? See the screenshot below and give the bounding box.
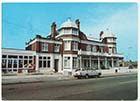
[2,18,123,74]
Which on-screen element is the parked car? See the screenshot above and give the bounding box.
[73,68,102,79]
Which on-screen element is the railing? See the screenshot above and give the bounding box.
[78,50,123,57]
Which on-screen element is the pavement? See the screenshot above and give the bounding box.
[2,69,137,85]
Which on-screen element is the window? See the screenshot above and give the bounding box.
[54,44,59,52]
[114,47,117,54]
[97,47,103,53]
[72,29,77,34]
[2,59,7,68]
[64,57,70,68]
[100,47,103,53]
[8,59,12,68]
[92,46,96,52]
[47,57,50,68]
[72,41,78,51]
[39,59,42,68]
[29,56,33,64]
[43,60,46,67]
[64,29,71,33]
[39,56,50,68]
[84,60,90,68]
[41,43,48,51]
[73,57,78,69]
[2,55,6,58]
[13,60,17,68]
[19,60,23,68]
[109,47,112,54]
[64,41,71,50]
[86,45,91,51]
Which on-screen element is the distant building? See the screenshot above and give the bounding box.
[2,18,123,74]
[119,61,137,68]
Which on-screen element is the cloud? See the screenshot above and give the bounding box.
[83,4,137,36]
[81,4,137,60]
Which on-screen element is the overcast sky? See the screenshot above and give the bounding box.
[2,3,138,61]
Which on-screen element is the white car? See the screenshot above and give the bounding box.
[73,68,102,79]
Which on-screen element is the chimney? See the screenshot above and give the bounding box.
[36,34,41,38]
[99,31,104,40]
[51,22,56,39]
[75,19,80,30]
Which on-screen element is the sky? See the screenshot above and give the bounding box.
[2,3,138,61]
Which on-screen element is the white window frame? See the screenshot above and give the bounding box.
[73,57,78,69]
[92,46,96,52]
[86,45,91,51]
[39,56,50,68]
[64,41,71,50]
[100,47,103,53]
[72,41,78,51]
[64,29,72,34]
[109,47,112,54]
[54,44,59,52]
[72,29,78,35]
[64,57,70,69]
[41,43,48,51]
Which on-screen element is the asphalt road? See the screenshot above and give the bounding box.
[2,73,137,100]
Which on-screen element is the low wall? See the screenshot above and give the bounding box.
[101,67,137,75]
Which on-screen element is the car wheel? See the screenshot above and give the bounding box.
[85,74,89,79]
[77,77,81,79]
[97,73,101,78]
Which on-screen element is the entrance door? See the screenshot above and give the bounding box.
[54,59,58,72]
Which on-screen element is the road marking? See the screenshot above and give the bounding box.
[119,80,137,84]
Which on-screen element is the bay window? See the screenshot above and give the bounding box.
[64,41,71,50]
[72,41,78,51]
[64,29,71,34]
[64,57,70,69]
[73,57,78,69]
[72,29,78,35]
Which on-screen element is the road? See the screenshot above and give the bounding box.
[2,73,137,100]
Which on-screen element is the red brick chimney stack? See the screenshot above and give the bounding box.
[75,19,80,30]
[51,22,56,39]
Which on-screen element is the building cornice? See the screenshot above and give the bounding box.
[2,48,35,56]
[81,40,107,47]
[26,38,62,47]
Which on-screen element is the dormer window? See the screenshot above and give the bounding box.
[59,19,78,36]
[63,29,78,35]
[64,29,71,33]
[72,29,78,35]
